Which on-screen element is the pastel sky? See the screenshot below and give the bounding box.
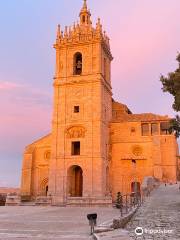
[0,0,179,187]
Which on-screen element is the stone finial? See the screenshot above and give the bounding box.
[69,26,71,34]
[80,0,88,13]
[56,24,61,41]
[83,0,87,10]
[64,26,68,38]
[76,22,80,33]
[96,18,102,32]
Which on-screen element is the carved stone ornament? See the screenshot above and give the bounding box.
[60,61,63,70]
[66,126,86,138]
[44,151,51,160]
[132,145,143,156]
[73,88,82,97]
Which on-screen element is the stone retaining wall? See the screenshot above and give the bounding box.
[112,208,137,229]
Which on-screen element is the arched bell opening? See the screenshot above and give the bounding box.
[73,52,82,75]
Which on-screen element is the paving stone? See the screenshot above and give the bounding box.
[126,184,180,239]
[0,206,119,240]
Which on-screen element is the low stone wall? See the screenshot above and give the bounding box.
[112,207,137,229]
[6,194,21,206]
[93,178,160,239]
[93,208,137,239]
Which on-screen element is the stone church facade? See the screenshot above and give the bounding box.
[21,0,179,205]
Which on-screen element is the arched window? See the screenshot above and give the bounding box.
[74,52,82,75]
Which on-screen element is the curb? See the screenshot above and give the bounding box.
[93,207,137,239]
[93,233,100,240]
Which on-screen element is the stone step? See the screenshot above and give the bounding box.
[94,226,114,233]
[66,197,112,207]
[19,202,36,206]
[94,229,131,240]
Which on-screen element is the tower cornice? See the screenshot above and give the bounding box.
[54,34,113,60]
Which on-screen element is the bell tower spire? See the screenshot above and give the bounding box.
[83,0,87,9]
[79,0,91,25]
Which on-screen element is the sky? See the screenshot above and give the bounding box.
[0,0,179,187]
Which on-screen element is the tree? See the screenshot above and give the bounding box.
[160,53,180,138]
[169,115,180,138]
[160,53,180,112]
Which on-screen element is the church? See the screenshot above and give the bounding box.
[20,0,179,206]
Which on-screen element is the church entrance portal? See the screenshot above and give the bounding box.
[67,165,83,197]
[131,181,141,194]
[40,178,48,196]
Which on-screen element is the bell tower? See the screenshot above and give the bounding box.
[48,0,113,205]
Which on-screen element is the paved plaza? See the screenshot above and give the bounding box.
[0,206,119,240]
[0,184,180,240]
[126,183,180,239]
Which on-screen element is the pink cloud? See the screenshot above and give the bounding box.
[0,81,23,90]
[0,81,52,152]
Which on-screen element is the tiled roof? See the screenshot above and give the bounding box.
[112,101,170,122]
[112,113,170,122]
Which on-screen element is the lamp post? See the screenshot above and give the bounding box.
[176,155,180,181]
[132,159,138,204]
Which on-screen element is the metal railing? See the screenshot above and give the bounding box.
[115,192,144,217]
